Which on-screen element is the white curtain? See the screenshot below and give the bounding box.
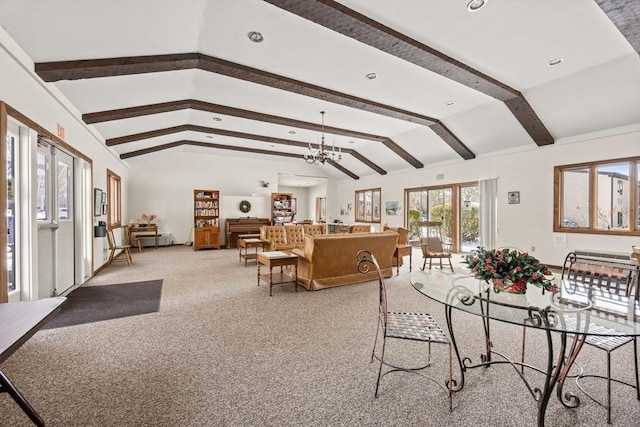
[479,178,498,249]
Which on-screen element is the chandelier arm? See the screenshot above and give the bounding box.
[305,110,341,165]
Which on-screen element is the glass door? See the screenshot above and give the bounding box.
[406,183,480,252]
[6,124,18,301]
[459,184,480,253]
[36,140,76,297]
[406,187,452,242]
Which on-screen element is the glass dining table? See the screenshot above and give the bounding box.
[410,269,640,427]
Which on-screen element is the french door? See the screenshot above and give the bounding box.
[406,182,479,253]
[36,139,75,297]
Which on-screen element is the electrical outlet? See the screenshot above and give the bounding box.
[436,173,444,180]
[530,246,536,252]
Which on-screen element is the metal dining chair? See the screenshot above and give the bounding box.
[357,250,452,410]
[521,252,640,424]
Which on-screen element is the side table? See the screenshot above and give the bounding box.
[257,251,299,296]
[238,238,265,266]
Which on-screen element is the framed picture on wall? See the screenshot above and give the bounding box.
[101,203,108,215]
[101,192,106,203]
[508,191,520,204]
[94,188,103,216]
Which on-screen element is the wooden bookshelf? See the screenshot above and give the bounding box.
[193,189,220,250]
[271,192,295,225]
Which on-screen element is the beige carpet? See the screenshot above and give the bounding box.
[0,246,638,426]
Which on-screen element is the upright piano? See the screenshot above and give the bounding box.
[225,217,271,248]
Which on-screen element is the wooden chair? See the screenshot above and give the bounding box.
[384,226,412,275]
[125,226,144,252]
[107,228,133,265]
[418,221,453,272]
[357,250,452,409]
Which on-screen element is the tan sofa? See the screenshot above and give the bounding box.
[260,225,305,252]
[291,231,399,291]
[349,224,372,233]
[303,224,325,236]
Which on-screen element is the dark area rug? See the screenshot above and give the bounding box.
[43,279,163,329]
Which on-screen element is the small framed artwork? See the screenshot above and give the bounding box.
[101,192,107,203]
[101,203,108,215]
[94,188,103,216]
[385,201,401,215]
[508,191,520,204]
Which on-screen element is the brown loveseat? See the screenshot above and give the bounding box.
[291,231,399,291]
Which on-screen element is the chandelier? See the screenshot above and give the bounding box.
[304,111,342,165]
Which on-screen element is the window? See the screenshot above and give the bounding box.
[36,150,49,221]
[554,157,639,235]
[315,197,326,222]
[355,187,381,223]
[107,169,121,228]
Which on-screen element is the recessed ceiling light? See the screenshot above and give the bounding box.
[248,31,264,43]
[348,140,355,144]
[212,117,222,121]
[365,73,377,80]
[467,0,487,12]
[269,144,275,148]
[289,130,296,135]
[548,58,564,66]
[446,101,455,106]
[206,135,213,139]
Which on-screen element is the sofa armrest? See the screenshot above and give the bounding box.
[291,248,307,261]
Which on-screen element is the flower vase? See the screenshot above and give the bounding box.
[492,278,527,294]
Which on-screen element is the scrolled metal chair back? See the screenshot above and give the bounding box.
[357,250,388,327]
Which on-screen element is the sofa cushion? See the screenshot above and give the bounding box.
[260,226,292,251]
[303,224,325,236]
[285,225,305,250]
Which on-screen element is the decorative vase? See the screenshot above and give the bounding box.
[492,278,527,294]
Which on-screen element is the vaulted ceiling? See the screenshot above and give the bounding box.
[1,0,638,181]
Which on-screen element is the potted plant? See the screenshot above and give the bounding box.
[463,246,557,294]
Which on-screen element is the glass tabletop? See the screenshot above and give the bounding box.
[410,270,640,337]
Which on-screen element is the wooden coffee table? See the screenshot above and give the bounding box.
[238,238,265,266]
[257,251,299,296]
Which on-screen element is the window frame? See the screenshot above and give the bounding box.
[106,169,121,229]
[553,156,639,236]
[354,187,381,223]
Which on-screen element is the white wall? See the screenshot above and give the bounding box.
[127,150,334,245]
[334,130,639,266]
[1,31,130,279]
[278,185,309,221]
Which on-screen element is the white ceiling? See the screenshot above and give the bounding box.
[1,0,638,183]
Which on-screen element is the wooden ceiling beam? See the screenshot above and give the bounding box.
[85,99,417,169]
[265,0,554,147]
[596,0,640,53]
[38,53,469,162]
[119,140,360,180]
[106,124,387,175]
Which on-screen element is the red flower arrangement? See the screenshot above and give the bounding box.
[463,246,557,293]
